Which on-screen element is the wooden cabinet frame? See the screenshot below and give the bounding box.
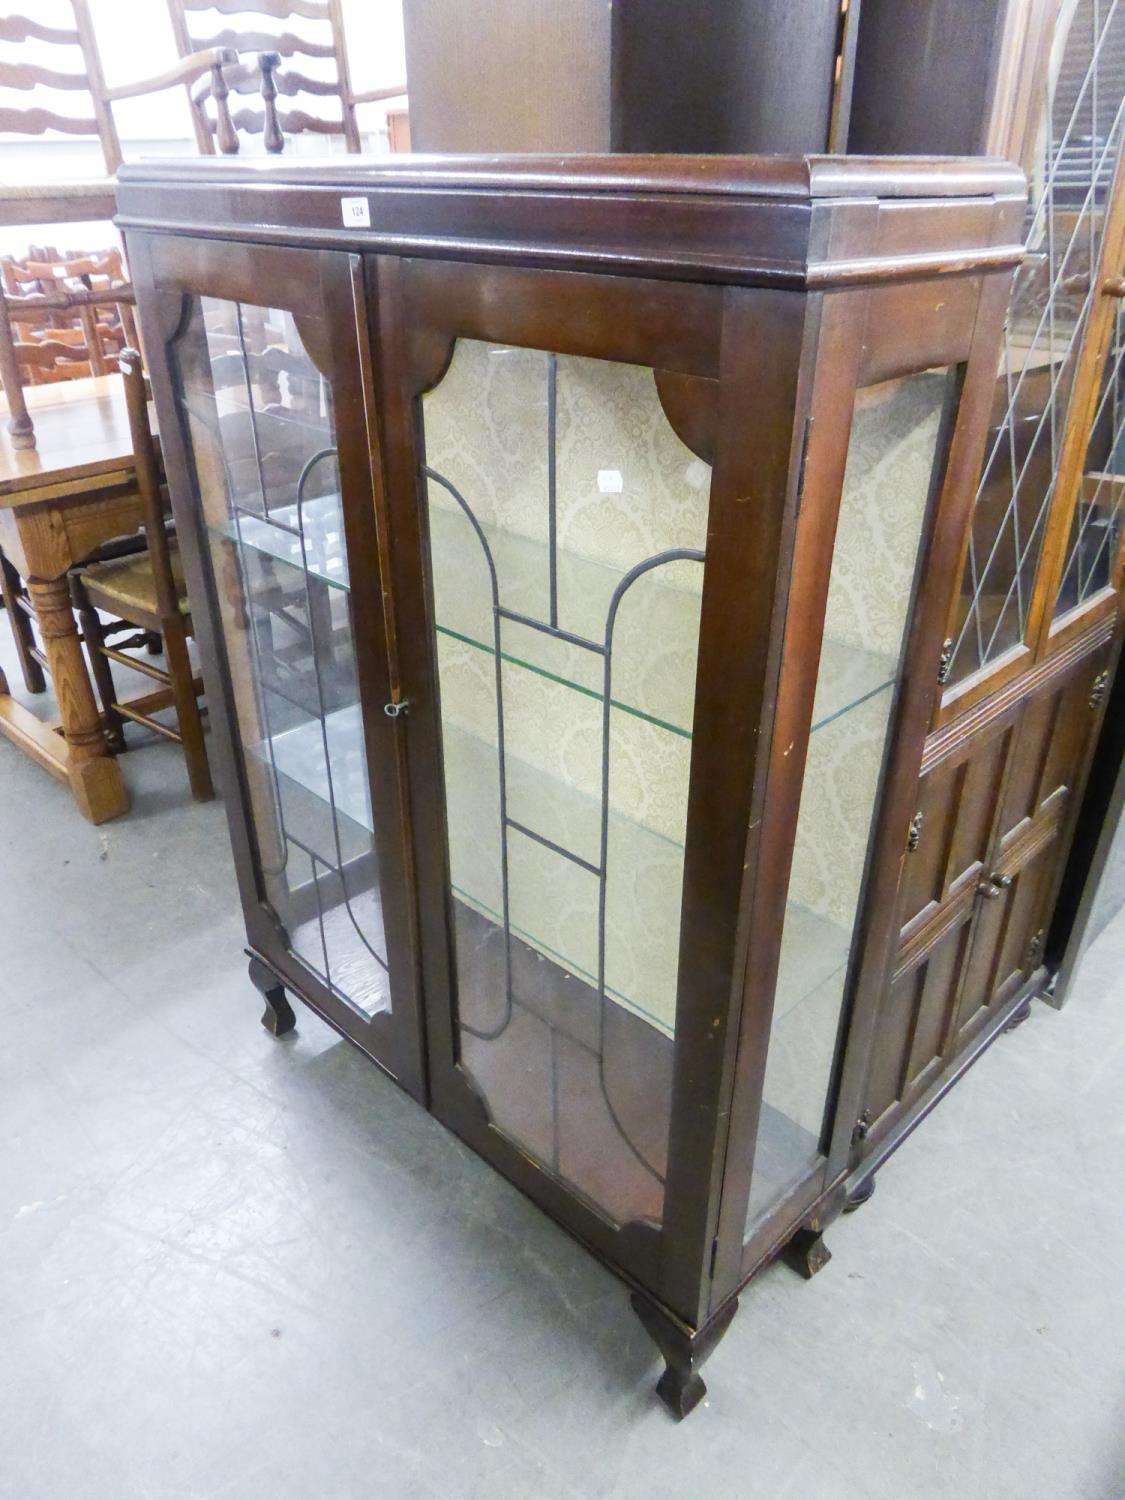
[121,153,1026,1416]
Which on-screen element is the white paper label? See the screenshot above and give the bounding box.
[596,468,624,495]
[341,196,371,228]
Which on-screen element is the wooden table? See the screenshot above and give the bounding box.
[0,375,144,823]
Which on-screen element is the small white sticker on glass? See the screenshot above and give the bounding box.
[341,196,371,228]
[597,468,624,495]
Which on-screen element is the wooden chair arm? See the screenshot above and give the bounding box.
[104,46,238,103]
[349,83,408,106]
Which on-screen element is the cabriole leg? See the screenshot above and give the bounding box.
[249,954,296,1036]
[630,1292,738,1420]
[780,1225,832,1279]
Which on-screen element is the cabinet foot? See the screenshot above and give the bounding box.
[780,1226,832,1279]
[844,1176,877,1214]
[630,1292,737,1420]
[1004,998,1033,1032]
[248,955,296,1037]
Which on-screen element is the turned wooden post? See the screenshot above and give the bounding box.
[26,574,128,822]
[259,52,284,154]
[210,59,239,155]
[0,291,35,451]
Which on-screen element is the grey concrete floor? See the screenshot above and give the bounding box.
[1,651,1124,1499]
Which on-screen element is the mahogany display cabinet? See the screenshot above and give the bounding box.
[118,153,1032,1417]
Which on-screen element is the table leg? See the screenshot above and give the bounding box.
[0,292,35,451]
[26,574,128,823]
[0,549,46,694]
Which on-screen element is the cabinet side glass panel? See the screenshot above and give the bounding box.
[171,295,391,1019]
[420,340,710,1227]
[745,369,953,1237]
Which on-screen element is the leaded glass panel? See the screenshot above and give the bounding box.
[173,296,391,1019]
[1056,298,1125,611]
[421,341,706,1227]
[947,0,1125,683]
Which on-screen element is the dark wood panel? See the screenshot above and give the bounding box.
[612,0,842,153]
[402,0,842,155]
[848,0,1009,155]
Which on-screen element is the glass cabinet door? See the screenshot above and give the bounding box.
[158,250,421,1093]
[1054,295,1125,616]
[943,0,1125,695]
[417,338,710,1229]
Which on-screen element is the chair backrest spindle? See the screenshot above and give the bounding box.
[118,347,179,624]
[166,0,406,152]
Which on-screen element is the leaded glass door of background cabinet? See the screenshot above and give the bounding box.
[938,0,1125,718]
[130,235,424,1099]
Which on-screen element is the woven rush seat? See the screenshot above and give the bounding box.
[69,348,212,801]
[76,542,190,621]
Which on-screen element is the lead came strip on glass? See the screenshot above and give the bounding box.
[421,441,703,1185]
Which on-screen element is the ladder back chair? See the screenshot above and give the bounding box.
[70,349,214,802]
[0,3,237,176]
[0,4,237,447]
[165,0,406,154]
[3,249,135,376]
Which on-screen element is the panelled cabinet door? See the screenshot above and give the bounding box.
[957,644,1114,1020]
[860,645,1111,1142]
[865,714,1015,1134]
[130,235,425,1098]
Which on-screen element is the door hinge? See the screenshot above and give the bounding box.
[936,638,955,686]
[852,1109,872,1145]
[1090,669,1109,709]
[907,810,925,853]
[1025,928,1045,968]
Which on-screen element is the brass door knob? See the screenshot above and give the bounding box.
[979,871,1013,899]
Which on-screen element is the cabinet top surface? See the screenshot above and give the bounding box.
[117,152,1025,202]
[117,153,1026,290]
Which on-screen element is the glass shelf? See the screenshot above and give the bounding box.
[429,503,894,739]
[249,703,853,1046]
[247,702,372,836]
[209,491,350,591]
[219,496,893,745]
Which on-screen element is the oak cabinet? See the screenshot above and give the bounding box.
[120,153,1040,1417]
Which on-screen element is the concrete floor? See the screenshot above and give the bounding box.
[1,658,1125,1499]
